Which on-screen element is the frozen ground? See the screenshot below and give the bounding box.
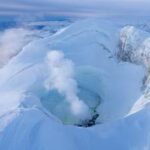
[0,18,150,150]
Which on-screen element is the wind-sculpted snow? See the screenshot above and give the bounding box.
[0,19,149,150]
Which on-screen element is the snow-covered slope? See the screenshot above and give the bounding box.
[0,18,149,150]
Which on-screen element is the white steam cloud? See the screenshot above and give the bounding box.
[0,28,36,67]
[44,50,90,119]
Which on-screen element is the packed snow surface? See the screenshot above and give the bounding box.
[0,18,150,150]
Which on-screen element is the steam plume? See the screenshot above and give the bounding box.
[44,50,90,119]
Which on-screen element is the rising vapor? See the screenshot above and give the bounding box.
[44,50,90,119]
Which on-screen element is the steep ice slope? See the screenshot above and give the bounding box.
[0,19,149,150]
[119,25,150,116]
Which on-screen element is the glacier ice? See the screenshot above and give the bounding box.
[0,18,149,150]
